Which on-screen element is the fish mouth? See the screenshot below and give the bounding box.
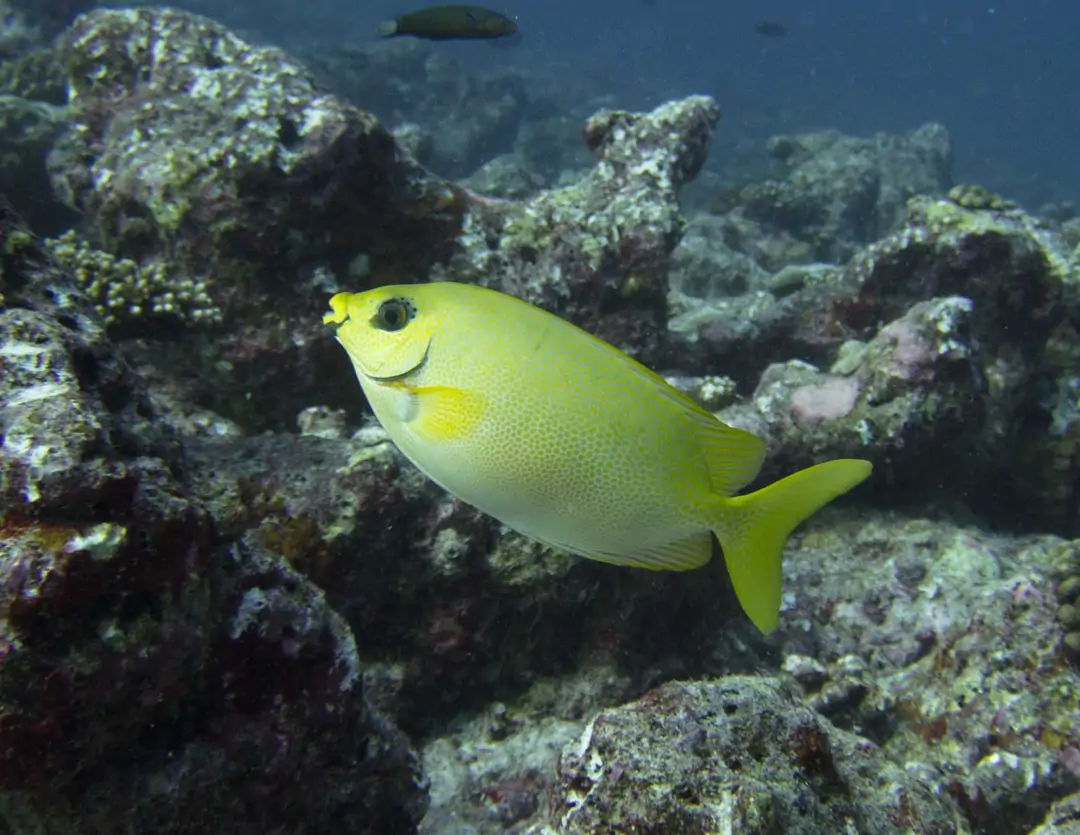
[362,338,431,382]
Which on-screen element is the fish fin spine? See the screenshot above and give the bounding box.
[710,459,872,634]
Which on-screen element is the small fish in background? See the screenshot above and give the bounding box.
[754,20,788,38]
[378,4,519,42]
[325,282,872,634]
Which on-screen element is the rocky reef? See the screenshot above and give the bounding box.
[2,4,1080,835]
[9,6,712,429]
[540,676,963,834]
[671,188,1079,528]
[302,39,531,181]
[0,202,426,832]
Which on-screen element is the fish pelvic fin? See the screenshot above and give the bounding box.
[711,459,872,635]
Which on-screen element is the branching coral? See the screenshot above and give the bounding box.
[43,230,221,328]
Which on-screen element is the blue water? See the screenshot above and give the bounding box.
[160,0,1080,207]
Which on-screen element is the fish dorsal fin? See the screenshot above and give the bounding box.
[581,341,766,496]
[589,530,713,571]
[685,410,768,496]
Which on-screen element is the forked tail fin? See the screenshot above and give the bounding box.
[712,459,872,634]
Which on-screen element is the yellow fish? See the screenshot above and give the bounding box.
[324,282,871,633]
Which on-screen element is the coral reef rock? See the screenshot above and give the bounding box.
[413,511,1080,834]
[10,7,1078,833]
[44,6,718,431]
[180,425,765,736]
[48,5,465,302]
[533,676,966,834]
[778,515,1080,835]
[45,5,466,430]
[1029,792,1080,835]
[0,93,72,235]
[709,122,953,264]
[0,203,425,833]
[447,95,721,366]
[673,193,1077,530]
[719,295,989,493]
[671,192,1065,385]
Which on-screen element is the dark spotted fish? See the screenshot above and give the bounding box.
[378,4,518,41]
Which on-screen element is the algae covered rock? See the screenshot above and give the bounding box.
[835,194,1072,523]
[712,122,952,263]
[0,94,70,234]
[0,196,207,800]
[179,426,759,737]
[410,511,1080,835]
[43,5,467,430]
[535,676,965,834]
[667,212,773,300]
[43,6,721,431]
[717,296,986,492]
[777,514,1080,834]
[0,199,177,516]
[679,194,1073,526]
[1029,792,1080,835]
[447,95,721,365]
[672,191,1066,391]
[48,6,465,292]
[0,203,426,833]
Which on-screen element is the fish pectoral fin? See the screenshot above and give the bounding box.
[384,382,487,441]
[590,531,713,571]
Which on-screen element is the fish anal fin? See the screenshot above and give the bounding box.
[589,531,713,572]
[384,382,487,442]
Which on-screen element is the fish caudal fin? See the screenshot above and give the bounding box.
[377,20,399,37]
[713,459,872,634]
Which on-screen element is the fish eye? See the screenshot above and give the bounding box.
[374,298,413,332]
